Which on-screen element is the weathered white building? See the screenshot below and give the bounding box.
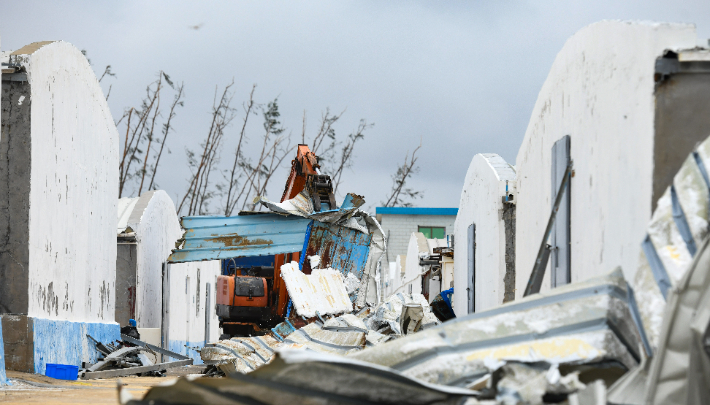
[115,190,221,364]
[0,41,119,374]
[514,21,710,298]
[453,153,516,315]
[116,190,182,328]
[164,261,221,364]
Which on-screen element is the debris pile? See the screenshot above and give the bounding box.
[80,334,193,380]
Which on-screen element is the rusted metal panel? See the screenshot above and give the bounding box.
[168,214,311,263]
[302,222,372,279]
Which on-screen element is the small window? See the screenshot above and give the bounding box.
[419,226,446,239]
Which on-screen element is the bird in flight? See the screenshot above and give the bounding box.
[189,23,204,30]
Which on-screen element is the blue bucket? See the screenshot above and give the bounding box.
[45,363,79,381]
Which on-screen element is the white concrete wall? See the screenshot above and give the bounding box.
[400,233,428,295]
[379,214,455,260]
[453,154,516,314]
[167,260,221,363]
[514,21,697,298]
[24,41,119,322]
[128,190,182,328]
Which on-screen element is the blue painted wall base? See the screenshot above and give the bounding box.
[0,320,8,385]
[168,339,204,364]
[31,317,120,375]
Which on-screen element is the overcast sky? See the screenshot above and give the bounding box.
[3,1,710,212]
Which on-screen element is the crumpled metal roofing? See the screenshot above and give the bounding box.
[122,349,476,405]
[350,269,647,388]
[168,214,311,263]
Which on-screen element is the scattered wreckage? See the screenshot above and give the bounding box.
[124,138,710,404]
[80,333,192,380]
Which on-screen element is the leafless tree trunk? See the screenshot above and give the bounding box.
[178,82,236,216]
[382,143,422,207]
[224,85,256,216]
[148,82,184,191]
[137,75,163,195]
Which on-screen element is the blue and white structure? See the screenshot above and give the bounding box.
[0,41,119,374]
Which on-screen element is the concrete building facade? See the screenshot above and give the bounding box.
[0,41,119,374]
[376,207,457,262]
[453,154,516,316]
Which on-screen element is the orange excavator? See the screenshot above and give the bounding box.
[215,145,336,337]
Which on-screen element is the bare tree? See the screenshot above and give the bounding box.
[301,110,372,198]
[382,143,423,207]
[233,99,291,212]
[329,119,372,195]
[178,82,237,215]
[118,75,162,197]
[223,85,257,216]
[147,82,184,191]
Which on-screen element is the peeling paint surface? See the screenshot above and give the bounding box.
[21,41,119,322]
[514,21,698,297]
[31,317,119,374]
[166,261,221,362]
[303,221,372,279]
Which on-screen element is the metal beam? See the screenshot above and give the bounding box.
[80,359,192,380]
[524,160,573,297]
[121,334,191,361]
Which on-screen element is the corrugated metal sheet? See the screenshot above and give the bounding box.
[350,269,646,388]
[168,214,312,263]
[123,349,476,405]
[303,222,372,279]
[281,262,353,318]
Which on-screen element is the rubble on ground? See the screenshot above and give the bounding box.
[80,334,192,380]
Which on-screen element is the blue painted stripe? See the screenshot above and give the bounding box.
[168,339,205,365]
[375,207,458,216]
[642,234,671,300]
[670,185,697,256]
[32,318,120,375]
[0,319,7,385]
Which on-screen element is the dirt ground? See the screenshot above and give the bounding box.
[0,366,208,404]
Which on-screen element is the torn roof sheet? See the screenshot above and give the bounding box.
[281,262,353,317]
[349,269,647,388]
[167,214,312,263]
[124,349,476,405]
